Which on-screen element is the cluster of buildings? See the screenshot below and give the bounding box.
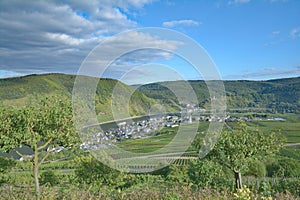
[80,104,284,150]
[80,105,227,149]
[80,115,182,149]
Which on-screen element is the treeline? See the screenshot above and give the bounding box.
[138,77,300,113]
[0,74,299,114]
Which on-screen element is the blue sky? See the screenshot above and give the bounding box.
[0,0,300,83]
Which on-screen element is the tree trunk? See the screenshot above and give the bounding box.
[234,171,243,189]
[33,145,40,200]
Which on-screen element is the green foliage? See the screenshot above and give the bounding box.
[74,154,122,188]
[266,157,300,178]
[208,122,284,174]
[247,119,300,143]
[232,185,257,200]
[0,156,15,173]
[0,156,16,185]
[0,96,79,198]
[121,173,165,190]
[188,159,232,189]
[201,121,285,189]
[0,74,159,122]
[138,77,300,113]
[3,179,299,200]
[5,171,33,185]
[244,159,266,178]
[245,178,300,197]
[279,147,300,160]
[271,178,300,196]
[116,131,177,153]
[1,74,298,117]
[40,170,59,186]
[0,74,299,198]
[165,165,189,184]
[0,96,79,151]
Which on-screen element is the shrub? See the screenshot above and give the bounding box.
[245,159,266,178]
[40,170,59,186]
[74,154,123,189]
[266,157,300,178]
[0,156,15,186]
[188,159,233,189]
[166,164,189,184]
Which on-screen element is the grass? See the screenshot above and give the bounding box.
[116,114,300,156]
[3,115,300,199]
[1,181,299,200]
[116,122,209,154]
[247,120,300,143]
[117,114,300,154]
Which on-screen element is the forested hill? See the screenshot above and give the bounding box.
[137,77,300,113]
[0,73,157,122]
[0,74,299,114]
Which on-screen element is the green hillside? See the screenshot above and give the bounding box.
[138,77,300,113]
[0,74,299,118]
[0,73,156,122]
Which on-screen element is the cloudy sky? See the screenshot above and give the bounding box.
[0,0,300,83]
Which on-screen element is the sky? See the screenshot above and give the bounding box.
[0,0,300,84]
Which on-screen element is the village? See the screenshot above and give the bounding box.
[80,105,284,150]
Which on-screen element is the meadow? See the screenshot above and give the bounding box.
[1,113,299,199]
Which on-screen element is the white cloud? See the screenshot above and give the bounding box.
[225,66,300,79]
[228,0,250,5]
[272,31,280,35]
[162,20,200,28]
[123,0,155,8]
[120,64,184,85]
[45,33,87,46]
[269,0,288,2]
[82,30,184,79]
[0,0,155,75]
[290,28,300,39]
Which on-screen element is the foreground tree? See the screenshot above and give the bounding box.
[0,96,79,199]
[0,156,16,185]
[206,122,284,189]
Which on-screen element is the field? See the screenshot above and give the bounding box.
[117,114,300,154]
[117,122,209,153]
[246,114,300,143]
[1,113,300,199]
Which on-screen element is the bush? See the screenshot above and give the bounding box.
[0,156,15,186]
[245,159,266,178]
[188,159,233,189]
[40,170,59,186]
[266,157,300,178]
[165,164,189,184]
[246,178,300,197]
[272,178,300,197]
[74,154,123,189]
[120,173,165,190]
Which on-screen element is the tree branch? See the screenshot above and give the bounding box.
[216,157,232,171]
[15,149,26,158]
[37,138,52,151]
[38,147,53,166]
[224,122,233,130]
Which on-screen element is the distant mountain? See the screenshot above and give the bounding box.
[137,77,300,113]
[0,74,299,117]
[0,73,157,122]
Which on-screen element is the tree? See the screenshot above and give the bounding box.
[74,154,122,189]
[205,121,284,189]
[0,96,79,199]
[0,156,16,186]
[188,159,230,189]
